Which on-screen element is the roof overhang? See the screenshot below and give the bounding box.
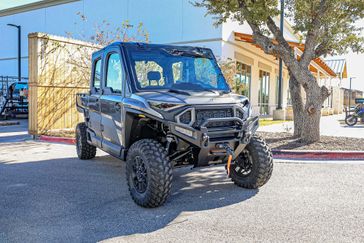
[325,59,348,79]
[234,32,336,78]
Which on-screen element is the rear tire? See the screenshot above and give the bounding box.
[76,122,96,160]
[230,135,273,189]
[126,139,172,208]
[345,115,357,126]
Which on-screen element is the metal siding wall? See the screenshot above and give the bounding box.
[1,0,222,78]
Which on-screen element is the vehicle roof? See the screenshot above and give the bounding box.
[92,42,213,58]
[11,82,28,85]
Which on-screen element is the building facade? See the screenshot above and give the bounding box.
[0,0,341,117]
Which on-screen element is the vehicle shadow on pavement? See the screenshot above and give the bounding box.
[0,154,258,242]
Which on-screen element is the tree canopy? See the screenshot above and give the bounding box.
[195,0,364,66]
[195,0,364,142]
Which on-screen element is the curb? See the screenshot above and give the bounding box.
[37,136,364,161]
[39,135,75,145]
[272,150,364,160]
[0,121,20,126]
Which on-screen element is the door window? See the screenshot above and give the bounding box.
[259,70,270,115]
[106,53,123,94]
[93,59,101,91]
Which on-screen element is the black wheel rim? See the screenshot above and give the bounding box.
[132,156,148,193]
[232,150,253,177]
[346,116,357,125]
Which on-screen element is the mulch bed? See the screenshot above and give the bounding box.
[258,132,364,151]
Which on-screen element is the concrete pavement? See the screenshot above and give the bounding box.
[258,114,364,138]
[1,138,364,242]
[0,119,30,143]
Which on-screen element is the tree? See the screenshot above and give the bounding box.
[68,12,149,45]
[195,0,364,142]
[218,59,237,88]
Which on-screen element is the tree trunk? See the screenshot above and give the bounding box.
[301,108,321,143]
[300,80,325,143]
[288,70,328,143]
[288,74,304,137]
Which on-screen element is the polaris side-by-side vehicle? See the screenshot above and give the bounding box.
[76,42,273,207]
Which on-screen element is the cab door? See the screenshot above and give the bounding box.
[87,55,103,146]
[100,47,125,157]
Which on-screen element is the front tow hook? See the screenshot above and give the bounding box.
[216,143,236,177]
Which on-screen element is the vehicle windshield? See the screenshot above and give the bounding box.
[128,46,230,92]
[14,83,28,92]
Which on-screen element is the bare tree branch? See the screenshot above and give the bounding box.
[266,17,291,51]
[300,0,328,67]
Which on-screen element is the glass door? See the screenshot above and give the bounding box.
[259,70,270,115]
[234,62,251,98]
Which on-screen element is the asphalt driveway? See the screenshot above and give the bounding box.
[1,137,364,242]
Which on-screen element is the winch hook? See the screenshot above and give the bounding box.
[217,143,236,177]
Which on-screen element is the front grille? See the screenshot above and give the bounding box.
[195,108,234,128]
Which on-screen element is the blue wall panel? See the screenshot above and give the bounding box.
[0,0,221,77]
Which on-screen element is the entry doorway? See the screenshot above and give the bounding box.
[258,70,270,115]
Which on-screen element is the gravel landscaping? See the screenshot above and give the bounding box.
[258,131,364,151]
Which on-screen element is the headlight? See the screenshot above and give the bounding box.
[148,101,184,111]
[238,99,252,120]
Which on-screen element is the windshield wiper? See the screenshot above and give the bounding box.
[199,88,219,94]
[167,88,191,96]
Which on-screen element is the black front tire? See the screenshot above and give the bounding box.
[76,122,96,160]
[345,115,358,126]
[126,139,173,208]
[230,135,273,189]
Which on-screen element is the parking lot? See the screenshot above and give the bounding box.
[0,123,364,242]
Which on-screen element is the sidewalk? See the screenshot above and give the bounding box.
[0,119,30,143]
[258,114,364,138]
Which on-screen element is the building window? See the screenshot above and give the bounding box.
[259,70,270,115]
[328,87,333,108]
[287,89,292,106]
[275,76,279,106]
[234,61,251,98]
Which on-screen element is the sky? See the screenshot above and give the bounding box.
[333,20,364,91]
[0,1,363,91]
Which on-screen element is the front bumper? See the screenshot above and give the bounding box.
[168,116,259,166]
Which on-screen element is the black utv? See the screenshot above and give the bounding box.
[76,42,273,208]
